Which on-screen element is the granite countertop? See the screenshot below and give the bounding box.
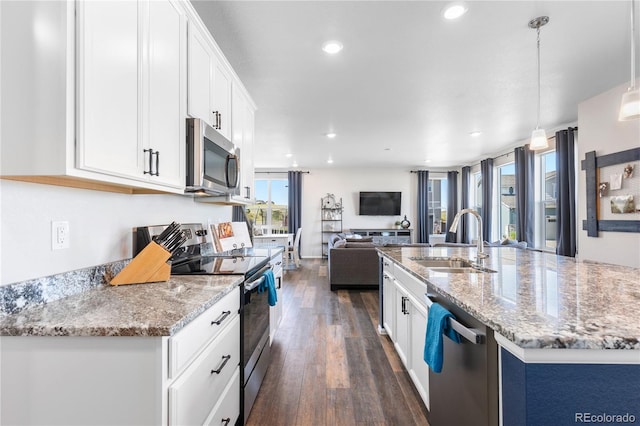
[0,274,242,337]
[378,246,640,350]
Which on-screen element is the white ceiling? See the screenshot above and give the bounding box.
[192,0,638,170]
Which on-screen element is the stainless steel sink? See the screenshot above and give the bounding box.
[408,257,496,273]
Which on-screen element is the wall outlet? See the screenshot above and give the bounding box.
[52,221,70,250]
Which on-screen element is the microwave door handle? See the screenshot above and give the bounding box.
[226,155,238,188]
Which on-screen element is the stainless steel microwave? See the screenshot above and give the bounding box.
[186,118,239,195]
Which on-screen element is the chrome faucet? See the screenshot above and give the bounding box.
[449,208,489,265]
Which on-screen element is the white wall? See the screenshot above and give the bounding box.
[0,180,231,285]
[577,81,640,267]
[300,167,416,258]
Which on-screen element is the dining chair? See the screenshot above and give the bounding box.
[287,228,302,268]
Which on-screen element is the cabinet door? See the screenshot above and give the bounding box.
[409,300,430,410]
[269,256,284,344]
[231,85,247,195]
[146,0,186,187]
[242,102,255,199]
[212,57,231,140]
[77,0,142,179]
[382,268,395,339]
[187,22,214,126]
[394,280,409,367]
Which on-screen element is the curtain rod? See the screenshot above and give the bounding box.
[410,170,458,173]
[463,126,579,169]
[255,170,310,174]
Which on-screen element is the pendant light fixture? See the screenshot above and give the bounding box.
[619,0,640,121]
[528,16,549,150]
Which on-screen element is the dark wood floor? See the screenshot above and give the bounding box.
[247,259,430,426]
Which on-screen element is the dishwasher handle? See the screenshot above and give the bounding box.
[424,293,485,345]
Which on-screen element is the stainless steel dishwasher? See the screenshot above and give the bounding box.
[425,291,499,426]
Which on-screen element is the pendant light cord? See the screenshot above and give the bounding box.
[630,0,636,90]
[536,26,542,129]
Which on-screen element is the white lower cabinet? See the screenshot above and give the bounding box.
[269,251,284,343]
[394,279,410,367]
[0,287,241,426]
[169,315,240,426]
[408,298,430,410]
[204,368,240,426]
[386,260,431,411]
[382,256,395,338]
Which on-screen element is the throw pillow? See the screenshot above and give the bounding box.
[333,239,347,248]
[344,242,375,248]
[346,237,373,242]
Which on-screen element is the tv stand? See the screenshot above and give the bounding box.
[350,228,412,245]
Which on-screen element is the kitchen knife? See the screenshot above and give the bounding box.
[155,222,180,245]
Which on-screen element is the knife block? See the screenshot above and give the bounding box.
[110,241,171,286]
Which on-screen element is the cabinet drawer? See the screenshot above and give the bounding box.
[169,314,240,426]
[381,255,394,278]
[394,264,427,305]
[169,287,239,378]
[203,367,240,426]
[271,252,283,274]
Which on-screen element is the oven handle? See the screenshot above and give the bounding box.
[244,264,273,292]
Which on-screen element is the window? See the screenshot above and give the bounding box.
[498,163,516,240]
[467,171,482,240]
[428,178,447,238]
[541,151,557,250]
[246,178,289,235]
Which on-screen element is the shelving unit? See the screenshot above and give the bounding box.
[350,228,412,245]
[321,194,343,258]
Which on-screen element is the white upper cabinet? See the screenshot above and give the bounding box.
[1,0,250,195]
[145,0,187,187]
[187,21,231,141]
[76,1,141,180]
[232,84,256,200]
[77,0,186,189]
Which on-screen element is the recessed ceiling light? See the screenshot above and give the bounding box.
[285,153,293,158]
[469,131,482,137]
[424,159,432,163]
[322,40,343,54]
[442,2,468,20]
[327,158,334,164]
[292,161,298,167]
[326,132,337,139]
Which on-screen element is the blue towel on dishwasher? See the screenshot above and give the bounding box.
[260,269,277,307]
[423,302,461,373]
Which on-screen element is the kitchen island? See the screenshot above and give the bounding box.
[377,245,639,426]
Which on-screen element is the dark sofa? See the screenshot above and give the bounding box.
[328,233,380,291]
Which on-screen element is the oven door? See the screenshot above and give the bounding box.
[241,267,272,422]
[242,271,271,377]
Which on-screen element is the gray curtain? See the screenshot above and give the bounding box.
[480,158,493,242]
[556,128,577,257]
[232,206,244,222]
[460,166,471,243]
[416,170,429,243]
[514,146,535,246]
[445,171,458,242]
[287,171,303,235]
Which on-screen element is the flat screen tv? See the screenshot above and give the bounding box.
[359,192,402,216]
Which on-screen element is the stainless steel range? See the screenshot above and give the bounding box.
[135,223,273,425]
